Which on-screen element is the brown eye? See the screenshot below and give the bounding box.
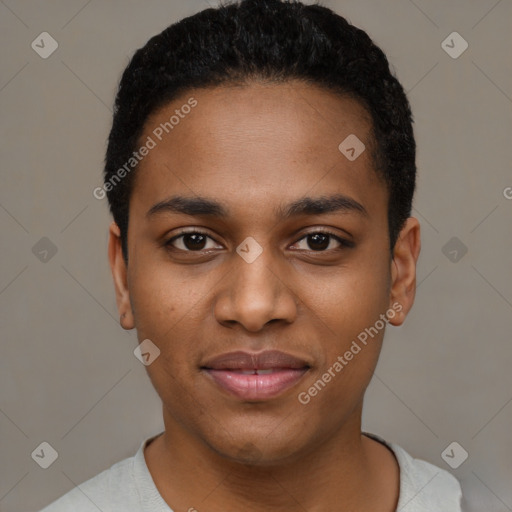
[165,231,219,252]
[306,233,330,251]
[292,231,353,252]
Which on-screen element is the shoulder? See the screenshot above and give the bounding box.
[38,451,140,512]
[363,432,462,512]
[389,440,463,512]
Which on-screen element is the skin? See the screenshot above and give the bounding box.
[108,80,421,512]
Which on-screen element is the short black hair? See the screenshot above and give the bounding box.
[104,0,416,262]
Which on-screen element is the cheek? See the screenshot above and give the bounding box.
[127,261,216,390]
[128,269,202,407]
[128,256,208,339]
[302,255,390,330]
[299,254,391,387]
[129,276,175,341]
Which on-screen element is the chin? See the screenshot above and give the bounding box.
[204,428,312,467]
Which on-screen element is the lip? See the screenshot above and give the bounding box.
[201,350,311,401]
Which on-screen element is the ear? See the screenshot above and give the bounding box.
[108,221,135,330]
[388,217,421,326]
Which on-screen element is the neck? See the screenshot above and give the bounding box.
[144,403,399,512]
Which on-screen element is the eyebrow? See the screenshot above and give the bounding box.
[146,194,368,219]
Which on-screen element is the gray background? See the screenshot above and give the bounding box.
[0,1,511,511]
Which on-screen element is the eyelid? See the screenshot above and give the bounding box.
[164,227,354,252]
[165,228,221,251]
[292,228,354,250]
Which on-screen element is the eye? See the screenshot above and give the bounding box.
[165,230,221,252]
[164,229,354,254]
[291,231,353,252]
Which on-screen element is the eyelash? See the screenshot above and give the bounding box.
[164,229,354,254]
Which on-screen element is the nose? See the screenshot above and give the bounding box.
[213,248,297,332]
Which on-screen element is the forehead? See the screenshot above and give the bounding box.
[131,81,385,219]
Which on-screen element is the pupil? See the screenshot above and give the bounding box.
[184,233,206,250]
[181,233,331,251]
[309,233,329,251]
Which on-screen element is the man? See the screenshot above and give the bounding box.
[41,0,463,510]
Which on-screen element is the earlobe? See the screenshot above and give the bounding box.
[108,221,135,330]
[388,217,421,327]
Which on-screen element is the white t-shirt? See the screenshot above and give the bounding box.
[39,431,462,511]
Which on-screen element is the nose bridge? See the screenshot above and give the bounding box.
[233,240,280,308]
[235,243,277,299]
[214,239,297,331]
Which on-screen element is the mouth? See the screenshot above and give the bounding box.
[201,350,311,401]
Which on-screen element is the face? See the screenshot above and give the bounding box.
[109,81,420,465]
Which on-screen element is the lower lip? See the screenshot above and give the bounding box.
[203,368,309,401]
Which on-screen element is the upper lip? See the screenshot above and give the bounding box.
[201,350,311,371]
